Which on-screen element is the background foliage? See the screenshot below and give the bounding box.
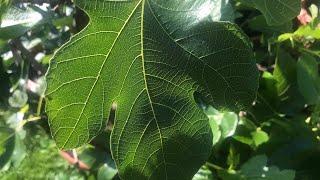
[0,0,320,179]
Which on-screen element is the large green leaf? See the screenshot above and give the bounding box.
[45,0,259,179]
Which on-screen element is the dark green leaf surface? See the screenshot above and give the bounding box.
[45,0,259,179]
[0,59,10,103]
[297,54,320,104]
[0,127,15,170]
[273,49,305,114]
[238,0,301,25]
[248,15,293,35]
[240,155,295,180]
[252,0,300,26]
[217,155,295,180]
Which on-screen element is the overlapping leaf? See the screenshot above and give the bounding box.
[253,0,301,25]
[45,0,259,179]
[297,54,320,104]
[240,155,295,180]
[238,0,301,25]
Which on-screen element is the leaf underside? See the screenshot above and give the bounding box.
[45,0,258,179]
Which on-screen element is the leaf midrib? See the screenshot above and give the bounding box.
[275,0,298,13]
[141,0,169,178]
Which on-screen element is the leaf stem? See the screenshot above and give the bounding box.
[205,162,224,170]
[16,116,42,130]
[36,95,44,116]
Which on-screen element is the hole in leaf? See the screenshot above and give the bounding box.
[106,102,117,131]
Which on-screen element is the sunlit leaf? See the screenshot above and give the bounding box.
[97,163,118,180]
[206,106,238,141]
[294,26,320,39]
[0,6,45,40]
[45,0,259,178]
[193,166,214,180]
[251,129,269,147]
